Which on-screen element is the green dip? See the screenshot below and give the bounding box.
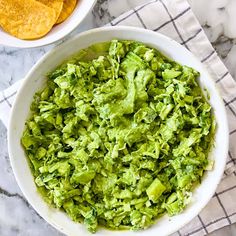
[21,40,215,233]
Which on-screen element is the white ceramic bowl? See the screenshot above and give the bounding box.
[8,26,229,236]
[0,0,96,48]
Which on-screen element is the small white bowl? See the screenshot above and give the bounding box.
[0,0,96,48]
[8,26,228,236]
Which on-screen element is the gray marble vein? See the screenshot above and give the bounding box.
[0,0,236,235]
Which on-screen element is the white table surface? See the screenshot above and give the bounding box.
[0,0,235,235]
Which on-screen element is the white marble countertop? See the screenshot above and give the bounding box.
[0,0,236,235]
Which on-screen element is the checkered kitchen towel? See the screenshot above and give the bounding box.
[1,0,236,235]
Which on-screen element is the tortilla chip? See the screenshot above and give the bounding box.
[56,0,77,24]
[0,0,56,39]
[37,0,63,21]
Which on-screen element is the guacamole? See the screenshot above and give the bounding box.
[21,40,215,233]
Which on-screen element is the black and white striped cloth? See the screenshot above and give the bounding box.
[0,0,236,235]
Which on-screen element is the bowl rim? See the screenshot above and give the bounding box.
[0,0,97,48]
[8,26,229,236]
